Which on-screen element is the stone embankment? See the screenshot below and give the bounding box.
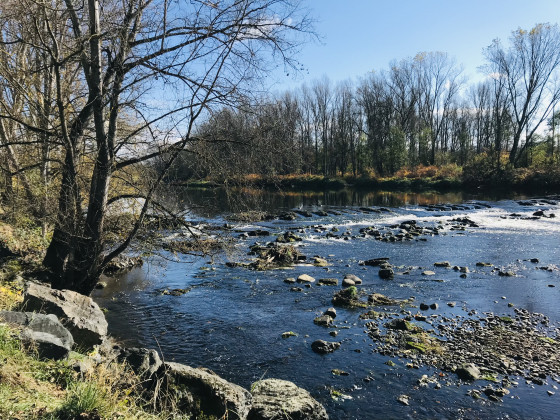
[0,280,329,420]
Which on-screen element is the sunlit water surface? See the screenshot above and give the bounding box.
[94,189,560,419]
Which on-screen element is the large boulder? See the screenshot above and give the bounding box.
[160,362,252,419]
[22,282,108,349]
[248,378,328,420]
[0,311,74,360]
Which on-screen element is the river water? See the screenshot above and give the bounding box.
[93,189,560,419]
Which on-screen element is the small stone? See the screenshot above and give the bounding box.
[342,278,356,287]
[331,369,349,376]
[447,302,456,307]
[297,274,315,283]
[456,363,480,381]
[378,268,394,279]
[476,262,493,267]
[343,274,362,284]
[284,277,296,284]
[314,315,334,327]
[422,270,436,276]
[498,270,515,277]
[434,261,451,268]
[311,339,340,354]
[324,307,337,318]
[494,388,510,397]
[429,303,438,310]
[313,257,328,267]
[397,394,409,405]
[420,303,430,310]
[318,278,338,286]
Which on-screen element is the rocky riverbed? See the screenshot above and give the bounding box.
[94,193,560,419]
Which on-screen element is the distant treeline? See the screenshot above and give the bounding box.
[167,24,560,184]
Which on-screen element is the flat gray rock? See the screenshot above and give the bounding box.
[0,310,73,359]
[248,378,328,420]
[22,282,107,349]
[160,362,252,419]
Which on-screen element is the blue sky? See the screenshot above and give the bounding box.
[269,0,560,92]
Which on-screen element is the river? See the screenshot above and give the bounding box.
[93,188,560,419]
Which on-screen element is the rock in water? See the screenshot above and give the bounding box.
[343,274,362,284]
[324,307,337,318]
[103,255,143,274]
[248,379,328,420]
[378,268,394,279]
[297,274,315,283]
[397,394,410,405]
[313,315,334,326]
[313,257,329,267]
[456,363,481,381]
[318,278,338,286]
[434,261,451,268]
[311,339,340,354]
[22,282,108,349]
[160,362,252,419]
[368,293,403,306]
[342,278,355,287]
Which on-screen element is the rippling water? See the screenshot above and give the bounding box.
[93,190,560,419]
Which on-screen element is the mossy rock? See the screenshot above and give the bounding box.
[332,286,368,308]
[406,341,427,353]
[359,310,381,320]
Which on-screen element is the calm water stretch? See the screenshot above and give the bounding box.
[94,189,560,419]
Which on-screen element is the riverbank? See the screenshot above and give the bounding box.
[0,259,174,419]
[0,225,330,420]
[172,165,560,194]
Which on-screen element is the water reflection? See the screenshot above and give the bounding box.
[171,186,513,217]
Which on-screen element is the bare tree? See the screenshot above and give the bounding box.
[1,0,311,294]
[484,23,560,166]
[387,59,418,165]
[414,52,463,165]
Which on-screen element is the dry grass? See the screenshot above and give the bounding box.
[394,164,462,180]
[0,321,180,419]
